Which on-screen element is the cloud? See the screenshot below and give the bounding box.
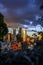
[0,0,43,27]
[0,0,28,8]
[0,3,8,17]
[0,0,39,18]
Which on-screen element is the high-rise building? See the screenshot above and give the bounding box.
[8,33,11,42]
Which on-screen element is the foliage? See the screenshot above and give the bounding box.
[38,32,43,34]
[0,13,8,41]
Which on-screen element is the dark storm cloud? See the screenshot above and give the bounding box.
[0,0,29,21]
[0,3,8,17]
[0,0,28,8]
[0,0,43,27]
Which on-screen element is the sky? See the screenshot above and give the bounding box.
[0,0,43,27]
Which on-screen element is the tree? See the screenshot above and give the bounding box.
[0,13,8,41]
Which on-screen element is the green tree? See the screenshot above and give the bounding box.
[0,13,8,41]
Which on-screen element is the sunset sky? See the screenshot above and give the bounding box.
[0,0,43,27]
